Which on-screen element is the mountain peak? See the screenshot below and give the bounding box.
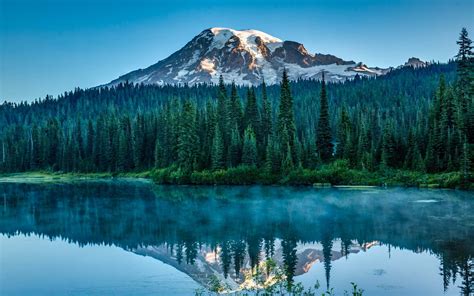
[206,27,283,44]
[107,27,388,87]
[403,57,427,68]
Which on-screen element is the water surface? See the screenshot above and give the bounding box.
[0,181,473,295]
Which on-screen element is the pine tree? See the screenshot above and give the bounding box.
[317,74,334,162]
[460,138,471,187]
[216,75,230,161]
[132,114,145,169]
[84,120,93,167]
[177,101,198,173]
[261,80,272,146]
[381,121,396,168]
[117,116,133,171]
[229,82,243,133]
[404,129,425,171]
[244,87,260,137]
[228,123,241,167]
[205,100,217,168]
[456,28,473,98]
[265,133,281,173]
[154,138,162,168]
[336,107,351,159]
[425,133,437,172]
[242,126,257,166]
[211,125,225,170]
[281,143,294,174]
[31,124,40,169]
[277,70,296,162]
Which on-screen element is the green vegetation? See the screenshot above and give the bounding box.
[0,29,472,189]
[0,171,152,183]
[149,160,471,189]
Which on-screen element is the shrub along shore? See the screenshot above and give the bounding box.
[149,161,471,189]
[2,161,470,189]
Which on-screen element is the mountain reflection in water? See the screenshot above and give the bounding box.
[0,181,473,295]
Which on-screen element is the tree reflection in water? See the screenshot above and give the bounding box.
[0,182,473,294]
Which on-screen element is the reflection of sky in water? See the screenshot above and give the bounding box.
[1,235,463,296]
[298,244,459,296]
[1,235,198,296]
[0,182,472,295]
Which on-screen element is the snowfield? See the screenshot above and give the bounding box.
[106,27,410,87]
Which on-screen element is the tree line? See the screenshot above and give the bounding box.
[0,29,472,184]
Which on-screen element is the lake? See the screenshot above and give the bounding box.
[0,180,473,295]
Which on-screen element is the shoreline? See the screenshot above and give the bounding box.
[0,170,471,190]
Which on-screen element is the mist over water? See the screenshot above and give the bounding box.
[1,181,473,295]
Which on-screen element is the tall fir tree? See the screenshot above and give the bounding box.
[216,75,230,157]
[177,101,198,173]
[242,126,257,166]
[260,80,273,155]
[211,125,225,170]
[229,82,243,133]
[456,28,474,99]
[316,73,334,162]
[277,69,296,163]
[336,106,351,159]
[244,87,261,137]
[228,123,242,167]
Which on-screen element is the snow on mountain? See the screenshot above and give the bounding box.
[131,239,379,291]
[106,27,390,87]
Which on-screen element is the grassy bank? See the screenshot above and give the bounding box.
[0,171,152,183]
[1,163,471,189]
[150,161,472,189]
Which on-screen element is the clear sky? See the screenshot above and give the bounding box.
[1,0,473,102]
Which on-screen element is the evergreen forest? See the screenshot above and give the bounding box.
[1,29,473,188]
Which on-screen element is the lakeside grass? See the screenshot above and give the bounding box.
[0,171,152,184]
[150,164,471,189]
[1,163,471,189]
[147,159,471,189]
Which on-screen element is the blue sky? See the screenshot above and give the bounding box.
[1,0,473,102]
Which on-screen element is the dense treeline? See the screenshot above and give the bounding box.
[0,29,473,186]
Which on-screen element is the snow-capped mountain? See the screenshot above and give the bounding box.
[107,27,390,86]
[131,239,379,291]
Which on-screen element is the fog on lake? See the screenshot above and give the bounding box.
[0,181,473,295]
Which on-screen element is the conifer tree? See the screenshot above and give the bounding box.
[86,119,95,170]
[229,82,243,133]
[261,80,272,146]
[277,70,296,161]
[117,117,132,171]
[132,114,145,169]
[456,28,473,98]
[244,87,260,137]
[211,125,225,170]
[336,106,351,159]
[228,124,241,167]
[177,101,198,173]
[154,138,162,168]
[216,75,230,157]
[281,143,294,174]
[316,74,334,162]
[31,124,40,169]
[381,121,396,168]
[460,138,471,187]
[242,126,257,166]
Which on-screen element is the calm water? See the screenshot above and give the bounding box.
[0,181,473,295]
